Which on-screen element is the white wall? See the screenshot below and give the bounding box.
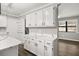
[58,3,79,18]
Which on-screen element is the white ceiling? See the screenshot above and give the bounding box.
[1,3,47,17]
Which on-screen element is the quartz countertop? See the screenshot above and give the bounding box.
[0,36,22,51]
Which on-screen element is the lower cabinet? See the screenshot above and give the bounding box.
[30,40,37,55]
[44,45,53,56]
[24,37,53,56]
[24,39,31,51]
[44,40,53,56]
[37,40,44,56]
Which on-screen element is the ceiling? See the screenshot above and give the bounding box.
[1,3,47,17]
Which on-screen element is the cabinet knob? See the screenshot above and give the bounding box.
[47,43,51,45]
[28,41,30,44]
[29,24,31,26]
[7,32,9,35]
[44,46,47,50]
[39,40,42,43]
[35,24,37,26]
[35,43,38,46]
[32,39,34,40]
[35,13,37,15]
[42,22,45,26]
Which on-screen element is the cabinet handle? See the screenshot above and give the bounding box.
[44,46,47,50]
[47,43,51,45]
[28,41,30,44]
[35,24,37,26]
[32,39,34,40]
[29,24,31,26]
[35,43,38,46]
[39,40,42,43]
[35,13,37,15]
[42,22,45,26]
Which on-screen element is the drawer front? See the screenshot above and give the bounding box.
[45,40,53,47]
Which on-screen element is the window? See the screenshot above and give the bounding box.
[58,19,77,32]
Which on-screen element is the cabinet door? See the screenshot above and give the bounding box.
[44,45,53,56]
[44,41,53,56]
[24,39,31,51]
[26,14,31,27]
[36,10,43,26]
[16,18,25,41]
[30,12,36,27]
[43,6,54,26]
[37,40,44,56]
[30,39,37,55]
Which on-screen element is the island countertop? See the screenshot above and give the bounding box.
[0,36,22,51]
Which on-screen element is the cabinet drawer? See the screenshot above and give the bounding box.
[38,39,44,43]
[45,40,53,47]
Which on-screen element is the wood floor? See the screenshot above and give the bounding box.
[58,39,79,56]
[18,44,36,56]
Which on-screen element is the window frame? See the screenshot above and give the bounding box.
[58,16,78,32]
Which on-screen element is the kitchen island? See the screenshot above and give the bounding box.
[0,36,22,56]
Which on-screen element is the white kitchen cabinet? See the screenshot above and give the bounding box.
[0,15,7,27]
[44,45,53,56]
[36,10,43,26]
[26,14,31,27]
[25,5,57,27]
[24,33,55,56]
[24,39,31,51]
[26,10,43,27]
[26,12,36,27]
[30,40,37,55]
[43,6,54,26]
[36,39,44,56]
[16,18,25,41]
[44,40,53,56]
[30,12,36,27]
[24,36,37,55]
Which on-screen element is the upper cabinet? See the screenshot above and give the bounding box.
[30,12,36,27]
[26,5,57,27]
[26,10,43,27]
[43,6,54,26]
[26,14,31,27]
[35,10,43,26]
[0,15,7,27]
